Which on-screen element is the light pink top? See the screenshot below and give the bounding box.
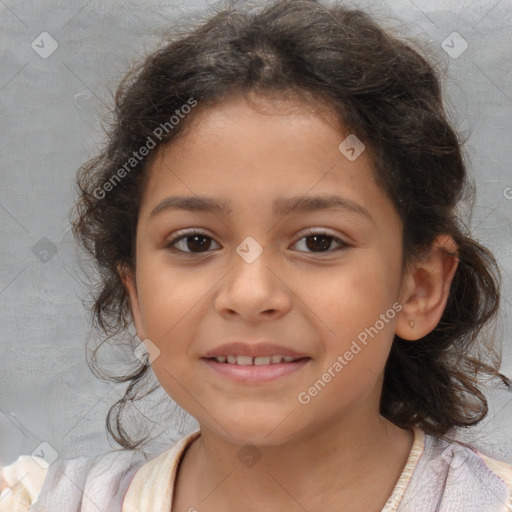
[1,427,512,511]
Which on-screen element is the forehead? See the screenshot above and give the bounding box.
[152,92,347,163]
[139,94,398,230]
[145,93,355,184]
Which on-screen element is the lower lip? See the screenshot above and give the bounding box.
[201,358,311,383]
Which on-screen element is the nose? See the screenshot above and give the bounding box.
[214,240,292,322]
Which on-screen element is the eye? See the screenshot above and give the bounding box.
[292,230,349,254]
[164,230,220,254]
[164,229,350,255]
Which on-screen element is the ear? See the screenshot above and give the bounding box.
[395,235,459,341]
[117,264,147,341]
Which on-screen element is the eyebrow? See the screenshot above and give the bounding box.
[148,194,374,223]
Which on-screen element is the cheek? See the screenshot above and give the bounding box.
[305,256,400,386]
[309,257,401,332]
[136,261,209,350]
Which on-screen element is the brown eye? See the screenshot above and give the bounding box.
[165,232,220,254]
[305,234,333,252]
[293,232,349,254]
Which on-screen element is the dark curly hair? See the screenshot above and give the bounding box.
[71,0,511,450]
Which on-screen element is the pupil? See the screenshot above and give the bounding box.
[188,235,210,252]
[306,235,331,252]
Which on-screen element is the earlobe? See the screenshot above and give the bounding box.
[117,264,147,340]
[396,235,459,341]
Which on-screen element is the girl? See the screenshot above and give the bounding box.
[2,0,512,510]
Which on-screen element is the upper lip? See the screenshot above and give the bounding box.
[202,342,309,359]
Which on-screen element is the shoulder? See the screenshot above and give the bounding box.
[123,430,201,512]
[1,448,148,512]
[404,429,512,511]
[0,454,48,511]
[429,432,512,487]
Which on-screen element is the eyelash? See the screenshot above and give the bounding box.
[164,229,350,256]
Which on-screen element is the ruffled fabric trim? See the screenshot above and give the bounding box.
[122,430,201,512]
[381,427,425,511]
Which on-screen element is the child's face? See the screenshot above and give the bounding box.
[124,94,409,445]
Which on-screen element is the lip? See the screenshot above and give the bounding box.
[202,341,309,358]
[202,357,311,383]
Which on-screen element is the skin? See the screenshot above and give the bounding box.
[120,93,458,512]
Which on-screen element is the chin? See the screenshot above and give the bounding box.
[211,405,305,447]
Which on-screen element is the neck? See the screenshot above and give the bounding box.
[174,410,414,512]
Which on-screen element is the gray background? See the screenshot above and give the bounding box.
[1,0,511,467]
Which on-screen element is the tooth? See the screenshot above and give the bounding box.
[283,356,296,362]
[254,356,271,365]
[227,355,237,364]
[215,356,227,363]
[271,355,283,364]
[236,356,252,366]
[236,355,254,365]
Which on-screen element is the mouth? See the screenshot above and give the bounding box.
[201,355,312,383]
[208,355,308,365]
